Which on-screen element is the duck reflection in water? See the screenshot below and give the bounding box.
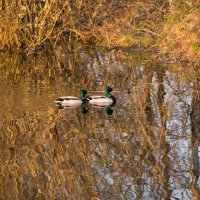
[56,104,89,114]
[56,103,116,115]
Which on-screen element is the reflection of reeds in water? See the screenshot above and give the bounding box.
[52,68,171,198]
[0,46,148,89]
[52,84,170,199]
[0,49,199,198]
[0,49,145,198]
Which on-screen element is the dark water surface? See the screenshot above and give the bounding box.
[0,49,199,199]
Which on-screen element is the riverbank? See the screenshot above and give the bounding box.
[0,1,199,67]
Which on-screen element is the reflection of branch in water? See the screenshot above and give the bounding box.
[132,83,172,185]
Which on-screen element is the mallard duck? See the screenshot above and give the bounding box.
[89,86,116,106]
[55,89,89,106]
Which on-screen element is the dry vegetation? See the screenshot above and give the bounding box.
[0,0,199,66]
[158,1,200,67]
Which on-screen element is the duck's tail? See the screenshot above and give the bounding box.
[54,97,64,104]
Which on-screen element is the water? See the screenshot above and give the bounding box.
[0,49,199,199]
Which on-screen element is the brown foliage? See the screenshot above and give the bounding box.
[0,0,199,66]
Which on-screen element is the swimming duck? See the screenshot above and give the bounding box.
[55,89,89,106]
[89,86,116,106]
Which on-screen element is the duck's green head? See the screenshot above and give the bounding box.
[80,89,87,98]
[105,86,112,97]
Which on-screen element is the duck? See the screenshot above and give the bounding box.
[89,86,116,106]
[55,89,90,106]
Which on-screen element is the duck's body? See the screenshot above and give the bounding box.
[89,95,115,106]
[89,87,116,106]
[55,90,89,106]
[55,96,83,106]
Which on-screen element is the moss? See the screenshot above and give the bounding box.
[165,15,179,25]
[170,65,182,73]
[141,37,155,47]
[117,34,139,47]
[117,51,151,61]
[191,43,200,51]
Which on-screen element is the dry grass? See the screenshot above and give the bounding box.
[156,1,200,67]
[0,1,162,52]
[0,0,199,67]
[159,10,200,66]
[0,1,69,53]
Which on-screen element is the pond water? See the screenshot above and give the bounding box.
[0,49,199,199]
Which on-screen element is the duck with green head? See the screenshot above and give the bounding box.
[89,86,116,106]
[55,89,90,106]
